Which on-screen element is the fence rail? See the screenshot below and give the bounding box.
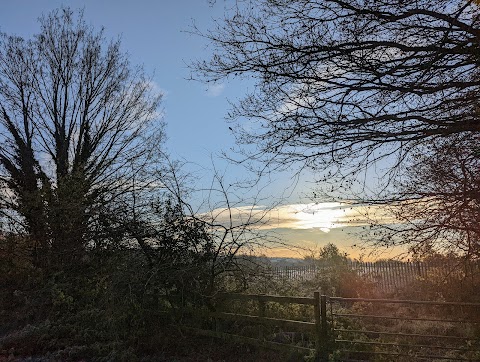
[177,292,480,361]
[217,292,316,305]
[329,296,480,361]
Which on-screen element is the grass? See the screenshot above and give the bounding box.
[0,326,301,362]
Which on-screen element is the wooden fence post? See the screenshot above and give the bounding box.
[258,297,265,340]
[314,291,321,360]
[320,295,329,361]
[314,291,329,361]
[314,292,330,361]
[214,295,222,334]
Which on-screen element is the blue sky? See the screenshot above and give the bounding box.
[0,1,402,259]
[0,1,298,201]
[1,1,246,170]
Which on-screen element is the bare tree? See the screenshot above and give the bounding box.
[108,157,280,311]
[192,0,480,181]
[192,0,480,259]
[0,8,164,267]
[366,134,480,260]
[154,160,278,298]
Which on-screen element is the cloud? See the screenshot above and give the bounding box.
[203,202,398,233]
[205,82,225,97]
[145,79,168,98]
[199,202,409,259]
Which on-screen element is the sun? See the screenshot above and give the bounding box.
[279,203,352,232]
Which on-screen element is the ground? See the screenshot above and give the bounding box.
[0,329,303,362]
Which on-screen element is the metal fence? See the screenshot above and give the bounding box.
[268,260,480,293]
[268,264,318,280]
[329,296,480,361]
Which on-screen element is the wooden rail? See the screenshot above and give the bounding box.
[217,292,316,305]
[176,293,480,361]
[182,326,315,355]
[214,312,315,331]
[207,292,327,360]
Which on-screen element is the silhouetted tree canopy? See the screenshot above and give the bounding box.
[194,0,480,178]
[194,0,480,259]
[369,134,480,259]
[0,8,164,267]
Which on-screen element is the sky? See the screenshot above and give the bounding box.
[0,0,243,167]
[0,0,401,259]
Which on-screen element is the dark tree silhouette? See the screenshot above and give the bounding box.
[193,0,480,259]
[0,8,164,267]
[193,0,480,178]
[368,135,480,260]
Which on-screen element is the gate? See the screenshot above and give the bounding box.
[328,297,480,361]
[167,293,480,361]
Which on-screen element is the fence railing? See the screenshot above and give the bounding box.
[183,292,321,357]
[329,296,480,361]
[178,292,480,361]
[268,264,319,280]
[267,260,480,293]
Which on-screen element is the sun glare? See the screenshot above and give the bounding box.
[276,203,353,232]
